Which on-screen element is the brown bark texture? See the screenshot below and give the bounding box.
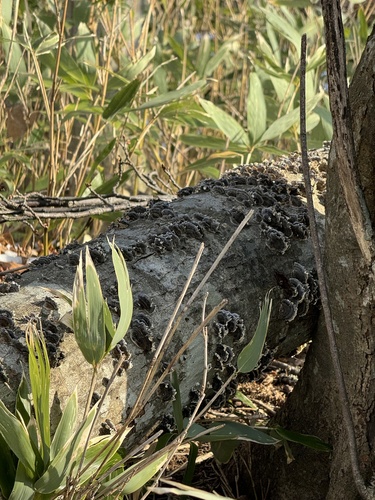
[248,28,375,500]
[0,148,327,445]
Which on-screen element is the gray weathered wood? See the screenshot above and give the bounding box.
[0,147,327,443]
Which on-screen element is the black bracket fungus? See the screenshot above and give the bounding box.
[130,317,155,353]
[134,293,155,313]
[214,343,235,371]
[158,381,177,402]
[213,309,246,343]
[111,339,132,374]
[0,281,20,293]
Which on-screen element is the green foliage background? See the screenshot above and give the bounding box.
[0,0,370,247]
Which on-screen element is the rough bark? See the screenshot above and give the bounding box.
[0,148,327,444]
[248,28,375,500]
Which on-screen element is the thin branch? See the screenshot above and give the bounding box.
[300,33,372,500]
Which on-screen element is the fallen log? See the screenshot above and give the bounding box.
[0,146,328,443]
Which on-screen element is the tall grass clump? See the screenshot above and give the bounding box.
[0,0,370,249]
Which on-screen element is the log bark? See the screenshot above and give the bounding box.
[0,148,327,444]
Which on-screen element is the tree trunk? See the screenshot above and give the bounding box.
[248,27,375,500]
[0,148,327,444]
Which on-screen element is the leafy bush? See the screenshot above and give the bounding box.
[0,0,369,248]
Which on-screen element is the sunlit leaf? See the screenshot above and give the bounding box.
[152,479,235,499]
[107,240,133,349]
[200,99,250,147]
[248,72,267,144]
[136,80,206,110]
[0,401,36,474]
[50,390,78,460]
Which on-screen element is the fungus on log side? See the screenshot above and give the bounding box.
[0,146,328,443]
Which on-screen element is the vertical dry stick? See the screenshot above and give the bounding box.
[300,34,372,500]
[320,0,373,263]
[49,0,69,198]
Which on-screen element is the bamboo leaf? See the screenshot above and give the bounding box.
[34,404,97,494]
[108,240,133,349]
[247,72,267,144]
[125,46,156,80]
[50,390,78,460]
[26,323,51,460]
[237,293,272,374]
[273,426,332,452]
[200,99,250,147]
[99,452,168,495]
[0,401,36,474]
[9,462,35,500]
[136,80,206,110]
[102,79,141,119]
[196,421,278,445]
[261,8,301,54]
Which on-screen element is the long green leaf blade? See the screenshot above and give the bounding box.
[102,79,141,119]
[34,404,97,494]
[136,81,206,110]
[200,99,250,147]
[237,293,272,374]
[50,390,78,460]
[26,323,51,461]
[247,72,267,145]
[0,401,36,474]
[108,240,133,349]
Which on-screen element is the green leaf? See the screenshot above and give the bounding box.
[183,442,198,485]
[34,403,97,494]
[199,99,250,147]
[210,440,238,463]
[196,34,211,77]
[180,134,249,152]
[247,72,267,145]
[184,153,240,175]
[73,435,123,486]
[103,78,141,119]
[261,8,301,55]
[85,138,117,187]
[197,421,279,445]
[237,293,272,373]
[273,427,332,452]
[204,38,238,76]
[0,21,27,79]
[108,240,133,349]
[0,433,16,498]
[125,46,156,80]
[15,373,31,427]
[34,32,59,55]
[234,390,257,410]
[26,324,51,461]
[9,461,35,500]
[0,152,31,168]
[260,107,300,142]
[99,452,168,495]
[171,372,183,434]
[0,401,36,474]
[315,105,332,139]
[72,249,106,367]
[50,390,78,460]
[136,80,206,111]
